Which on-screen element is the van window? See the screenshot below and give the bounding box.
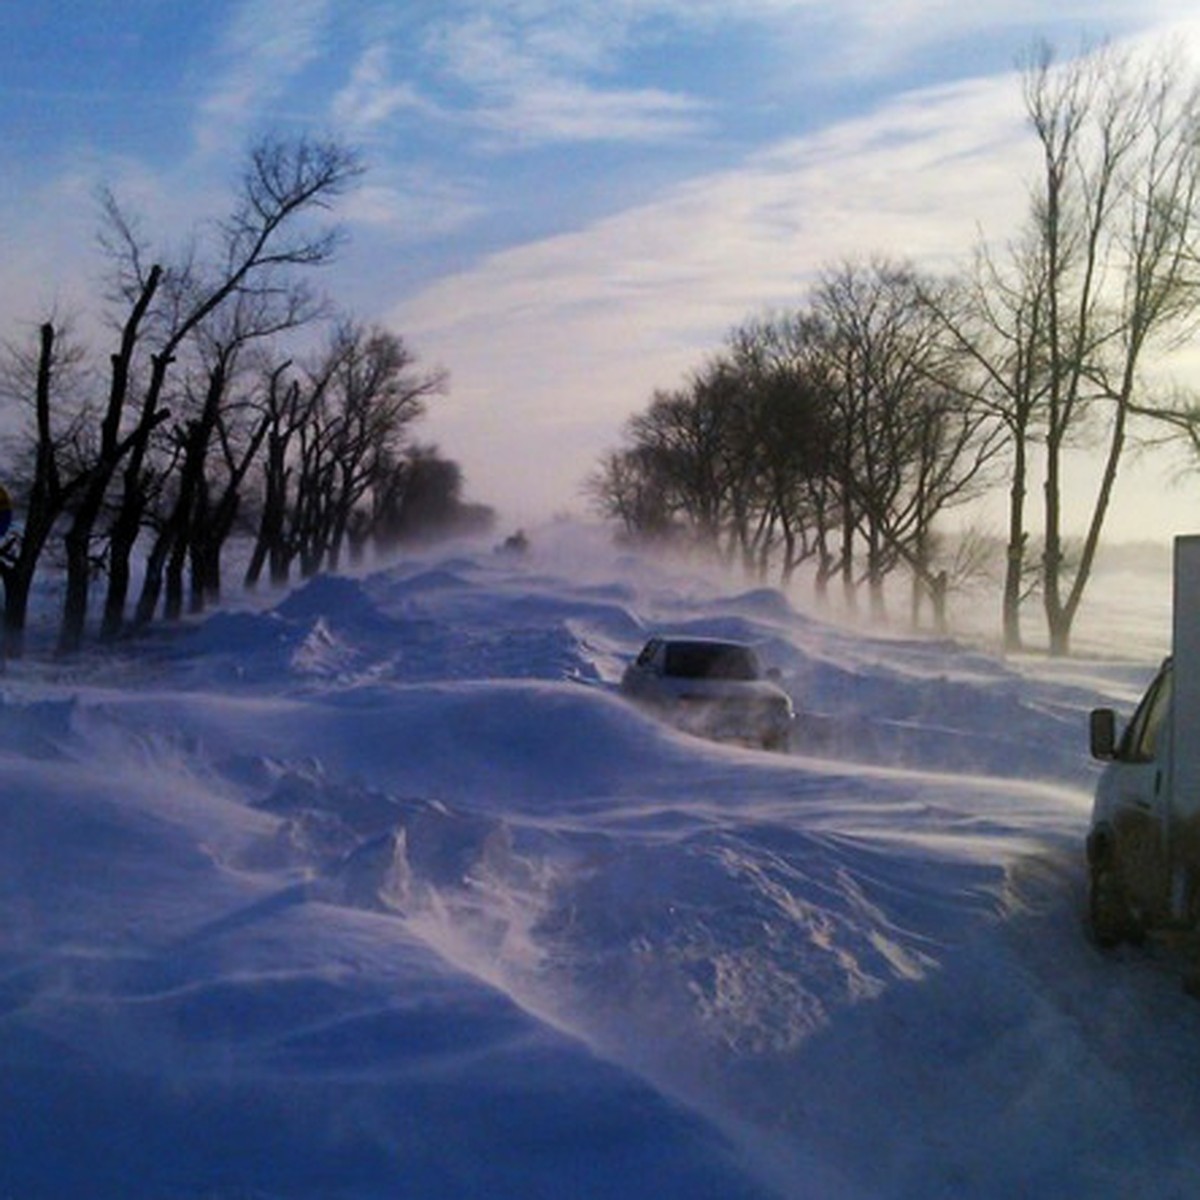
[1121,665,1172,763]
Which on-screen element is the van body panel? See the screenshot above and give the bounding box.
[1172,535,1200,823]
[1093,660,1173,924]
[1089,536,1200,934]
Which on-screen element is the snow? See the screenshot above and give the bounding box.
[1,523,1196,1199]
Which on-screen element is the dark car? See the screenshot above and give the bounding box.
[620,636,793,749]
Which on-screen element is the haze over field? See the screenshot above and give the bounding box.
[4,3,1200,535]
[1,523,1197,1198]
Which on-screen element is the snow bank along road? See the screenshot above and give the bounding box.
[1,529,1197,1199]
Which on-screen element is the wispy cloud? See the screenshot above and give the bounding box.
[194,0,334,154]
[474,77,709,147]
[389,69,1034,519]
[420,11,710,148]
[619,0,1189,82]
[817,0,1200,78]
[332,45,438,134]
[341,170,485,241]
[399,69,1031,343]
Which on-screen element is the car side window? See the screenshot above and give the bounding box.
[1121,666,1172,763]
[636,640,658,668]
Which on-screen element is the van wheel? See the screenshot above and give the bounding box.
[1088,858,1140,948]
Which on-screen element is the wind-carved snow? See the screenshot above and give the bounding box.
[1,523,1195,1200]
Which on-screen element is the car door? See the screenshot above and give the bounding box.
[1111,665,1173,922]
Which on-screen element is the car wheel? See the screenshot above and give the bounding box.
[1088,856,1141,948]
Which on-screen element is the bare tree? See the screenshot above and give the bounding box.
[1022,42,1200,654]
[596,268,996,624]
[58,264,165,654]
[0,322,93,656]
[724,316,839,588]
[586,447,674,541]
[320,323,446,572]
[56,134,361,652]
[370,444,487,551]
[132,279,319,626]
[186,365,281,613]
[245,321,445,586]
[620,392,706,545]
[918,237,1051,650]
[244,364,308,589]
[813,259,996,620]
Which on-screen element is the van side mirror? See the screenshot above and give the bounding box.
[1090,708,1117,760]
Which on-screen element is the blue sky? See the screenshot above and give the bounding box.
[2,1,1199,533]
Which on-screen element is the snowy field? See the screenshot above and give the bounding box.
[1,524,1196,1199]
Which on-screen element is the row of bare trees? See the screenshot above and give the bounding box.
[590,262,1002,631]
[593,41,1200,654]
[0,136,488,658]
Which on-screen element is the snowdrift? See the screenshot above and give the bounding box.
[2,527,1197,1199]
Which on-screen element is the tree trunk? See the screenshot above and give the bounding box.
[58,269,162,655]
[1002,435,1027,653]
[99,329,172,641]
[839,486,856,611]
[135,525,176,627]
[59,527,95,656]
[101,493,147,639]
[930,571,948,634]
[5,324,66,657]
[2,568,32,659]
[1041,418,1068,655]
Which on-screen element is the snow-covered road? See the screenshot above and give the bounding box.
[2,527,1195,1198]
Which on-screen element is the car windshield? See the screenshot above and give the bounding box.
[663,642,759,681]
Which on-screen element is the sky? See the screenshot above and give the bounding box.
[3,1,1200,537]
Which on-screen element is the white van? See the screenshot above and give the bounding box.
[1087,536,1200,945]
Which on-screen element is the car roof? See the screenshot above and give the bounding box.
[651,635,752,648]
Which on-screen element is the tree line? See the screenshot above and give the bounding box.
[591,42,1200,655]
[0,135,491,659]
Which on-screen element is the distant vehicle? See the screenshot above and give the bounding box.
[620,636,793,750]
[1087,535,1200,947]
[497,529,529,556]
